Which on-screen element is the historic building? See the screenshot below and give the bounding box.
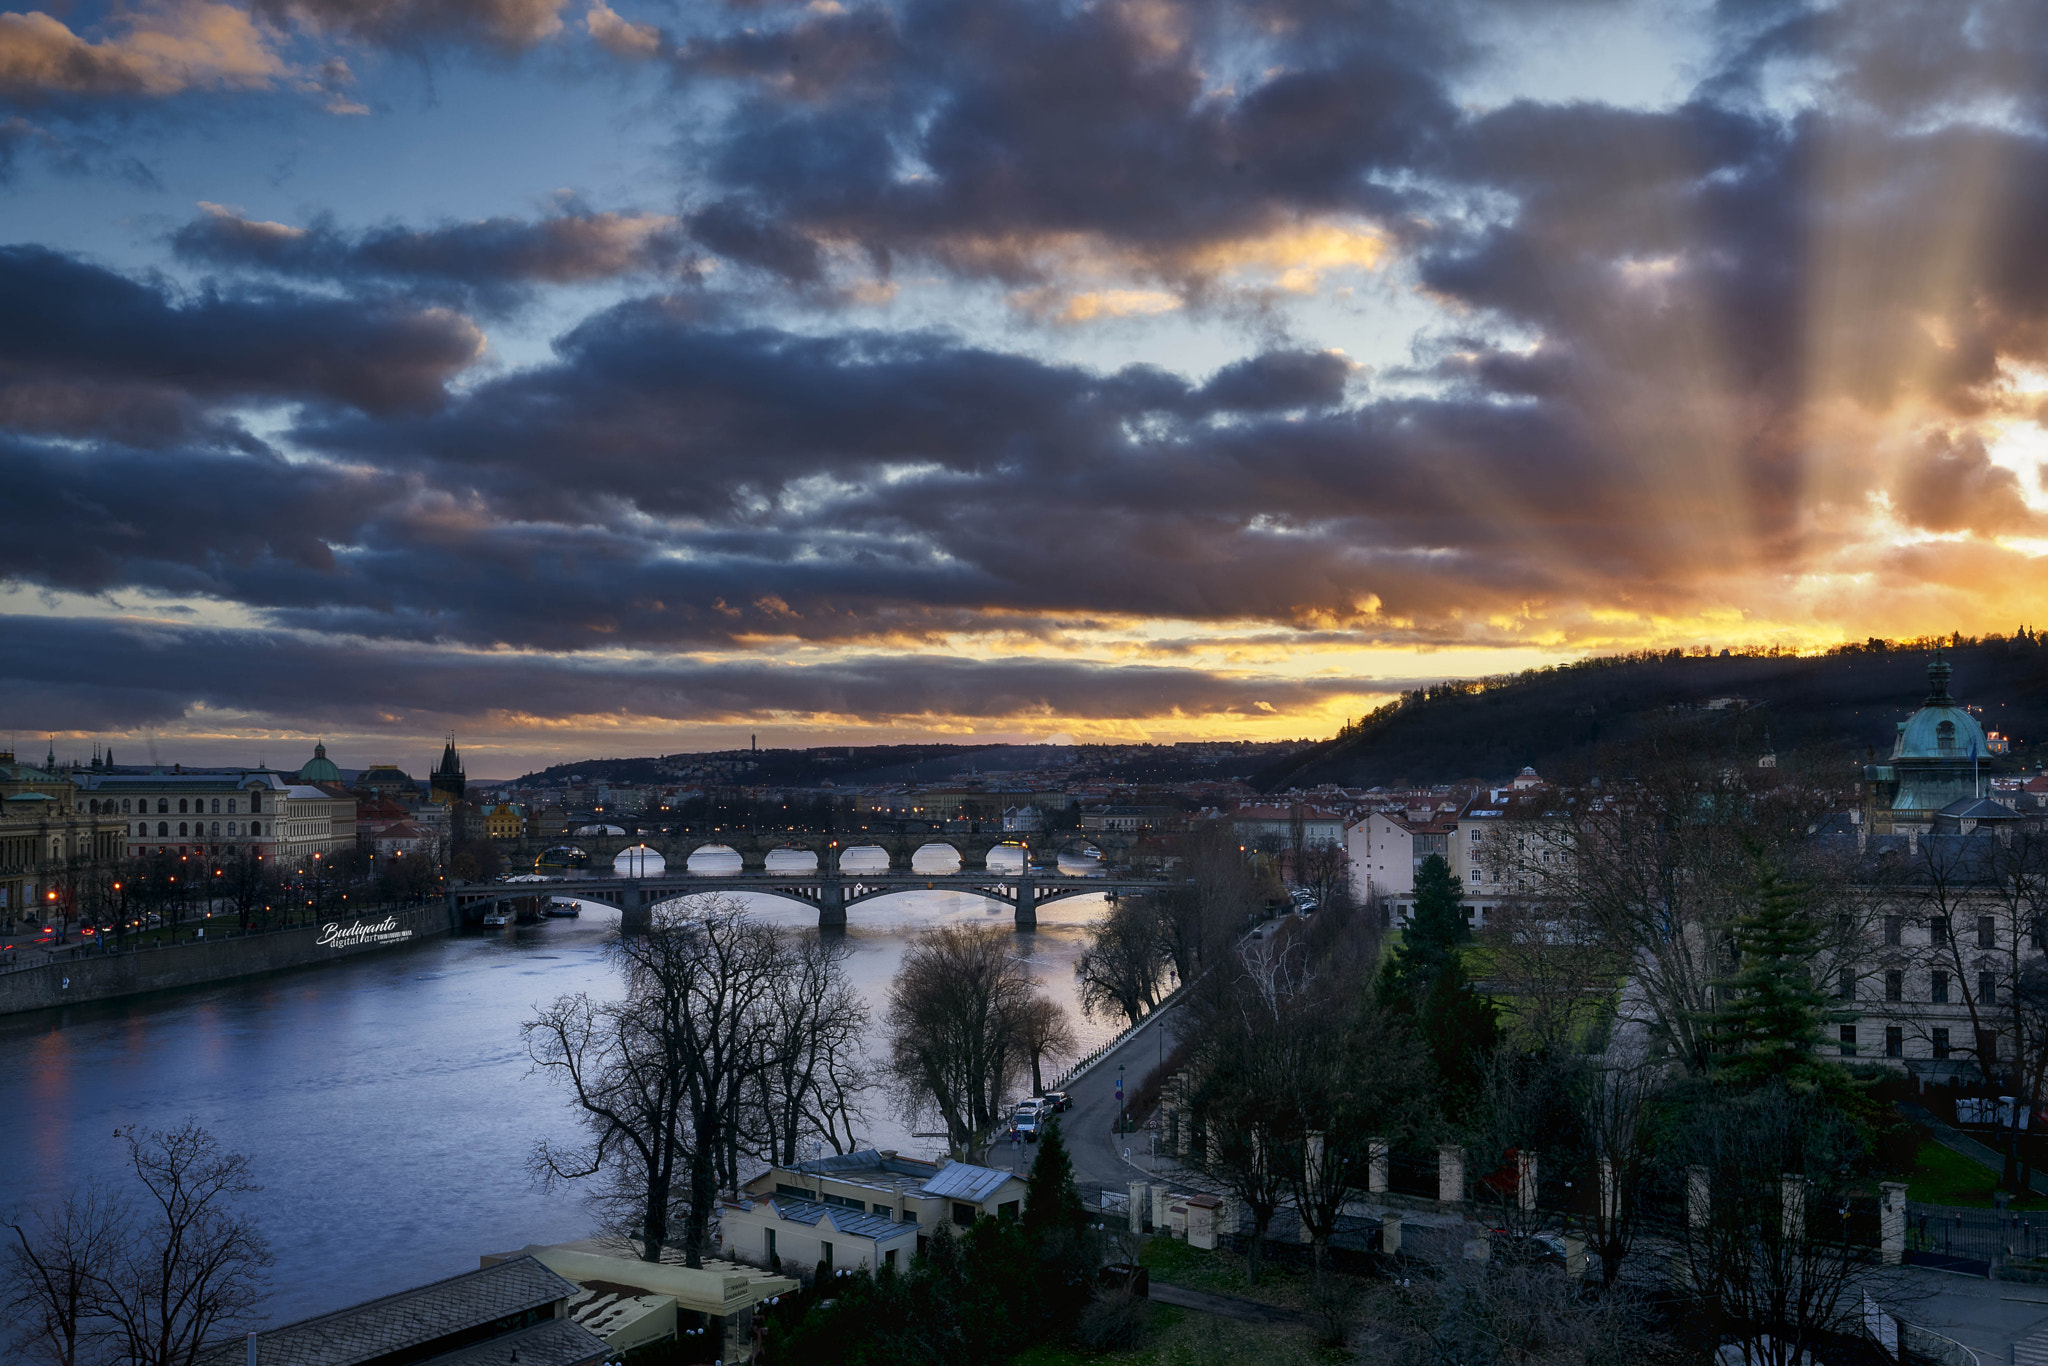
[1862,655,1994,832]
[0,748,125,924]
[429,739,466,806]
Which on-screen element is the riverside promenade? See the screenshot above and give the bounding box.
[0,902,454,1014]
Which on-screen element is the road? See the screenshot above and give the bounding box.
[1055,997,1187,1192]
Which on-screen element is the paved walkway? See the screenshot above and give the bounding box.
[1900,1101,2048,1198]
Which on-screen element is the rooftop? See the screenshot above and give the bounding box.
[767,1197,916,1241]
[918,1160,1020,1204]
[208,1255,576,1366]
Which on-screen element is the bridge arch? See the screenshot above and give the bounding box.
[909,842,962,874]
[685,844,743,874]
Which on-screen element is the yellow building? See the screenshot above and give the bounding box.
[483,802,526,840]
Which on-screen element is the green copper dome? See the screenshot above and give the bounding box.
[1892,657,1988,760]
[297,741,343,784]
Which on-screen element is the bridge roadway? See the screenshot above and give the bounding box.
[447,869,1187,931]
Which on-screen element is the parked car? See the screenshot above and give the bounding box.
[1487,1229,1569,1270]
[1013,1110,1042,1141]
[1040,1091,1072,1112]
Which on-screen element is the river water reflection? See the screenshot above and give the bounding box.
[0,879,1112,1324]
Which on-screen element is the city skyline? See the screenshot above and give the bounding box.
[7,0,2048,769]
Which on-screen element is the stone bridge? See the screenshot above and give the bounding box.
[494,827,1136,874]
[448,866,1186,932]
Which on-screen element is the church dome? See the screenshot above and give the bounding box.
[1892,657,1988,760]
[297,741,343,784]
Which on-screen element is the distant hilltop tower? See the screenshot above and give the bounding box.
[430,737,466,805]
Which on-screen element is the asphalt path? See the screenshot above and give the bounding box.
[1055,997,1187,1192]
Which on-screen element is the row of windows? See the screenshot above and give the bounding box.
[1844,966,2002,1005]
[133,821,262,838]
[1837,1024,1990,1062]
[87,796,261,816]
[1881,915,2006,948]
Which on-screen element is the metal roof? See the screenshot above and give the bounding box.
[411,1319,608,1366]
[208,1255,576,1366]
[918,1161,1017,1204]
[767,1198,916,1241]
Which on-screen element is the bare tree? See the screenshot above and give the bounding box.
[1015,995,1077,1097]
[753,933,871,1164]
[4,1182,130,1366]
[527,896,789,1267]
[1666,1083,1895,1366]
[1074,896,1169,1028]
[99,1122,271,1366]
[884,924,1043,1157]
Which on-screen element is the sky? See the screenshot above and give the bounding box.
[5,0,2048,776]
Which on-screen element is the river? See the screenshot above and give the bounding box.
[0,857,1115,1326]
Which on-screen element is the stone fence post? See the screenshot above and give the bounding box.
[1381,1212,1403,1256]
[1880,1181,1908,1266]
[1438,1144,1465,1205]
[1369,1138,1388,1195]
[1516,1150,1538,1213]
[1128,1181,1149,1234]
[1686,1164,1710,1233]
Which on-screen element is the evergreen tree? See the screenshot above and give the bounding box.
[1702,866,1848,1090]
[1021,1118,1088,1239]
[1418,950,1500,1095]
[1374,854,1498,1101]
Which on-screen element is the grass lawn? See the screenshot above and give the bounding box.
[1902,1138,2048,1209]
[1013,1302,1341,1366]
[1138,1235,1342,1314]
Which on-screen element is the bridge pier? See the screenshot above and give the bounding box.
[818,876,846,931]
[621,885,654,935]
[1015,877,1036,930]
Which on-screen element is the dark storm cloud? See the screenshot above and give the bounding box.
[0,613,1370,731]
[0,246,483,432]
[171,204,694,309]
[675,0,1459,286]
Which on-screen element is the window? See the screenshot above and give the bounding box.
[1931,917,1950,947]
[250,793,261,812]
[210,822,220,837]
[1886,970,1904,1002]
[227,799,236,814]
[899,1207,917,1223]
[137,823,147,837]
[884,1248,898,1270]
[765,1228,777,1267]
[1933,1028,1951,1060]
[1470,830,1483,842]
[227,823,236,836]
[1886,1026,1904,1058]
[952,1202,976,1227]
[122,799,131,813]
[1838,966,1855,1000]
[211,799,220,814]
[1885,916,1902,947]
[1980,916,1997,949]
[250,822,260,836]
[157,799,168,814]
[998,1200,1019,1220]
[1839,1025,1857,1057]
[1932,971,1949,1004]
[1980,971,1997,1005]
[157,822,168,837]
[178,799,188,814]
[1937,719,1956,748]
[1979,1030,2000,1064]
[818,1241,833,1275]
[178,823,187,837]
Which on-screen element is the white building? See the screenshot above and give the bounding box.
[76,768,356,864]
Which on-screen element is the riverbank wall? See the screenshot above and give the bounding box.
[0,904,456,1016]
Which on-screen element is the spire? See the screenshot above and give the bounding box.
[1926,651,1953,706]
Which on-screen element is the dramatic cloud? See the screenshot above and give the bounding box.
[0,613,1374,735]
[15,0,2048,761]
[0,246,485,434]
[172,202,693,308]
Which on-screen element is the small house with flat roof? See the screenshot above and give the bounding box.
[728,1149,1029,1272]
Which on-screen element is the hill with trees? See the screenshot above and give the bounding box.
[1257,632,2048,792]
